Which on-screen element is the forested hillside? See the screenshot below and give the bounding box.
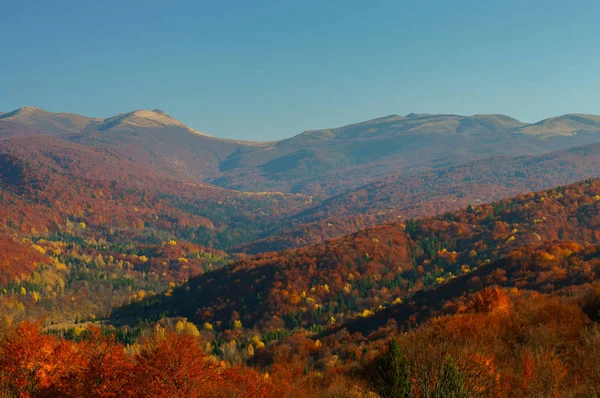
[117,178,600,331]
[238,144,600,253]
[103,178,600,396]
[0,133,310,325]
[5,178,600,396]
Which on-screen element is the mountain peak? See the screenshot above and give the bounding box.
[0,106,47,119]
[0,106,99,135]
[471,113,522,122]
[99,109,210,136]
[405,113,431,118]
[518,113,600,136]
[13,106,44,113]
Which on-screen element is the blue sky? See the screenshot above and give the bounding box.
[2,0,600,140]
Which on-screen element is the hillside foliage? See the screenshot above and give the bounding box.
[2,113,600,396]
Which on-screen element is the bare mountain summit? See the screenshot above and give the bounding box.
[98,109,210,137]
[518,114,600,136]
[0,106,100,134]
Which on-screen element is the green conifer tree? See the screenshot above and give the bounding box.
[372,339,413,398]
[435,356,469,398]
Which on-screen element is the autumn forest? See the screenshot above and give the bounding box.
[1,106,600,397]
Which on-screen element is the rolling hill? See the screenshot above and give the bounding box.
[113,177,600,331]
[518,113,600,136]
[0,132,311,323]
[0,132,311,249]
[237,143,600,253]
[0,106,100,135]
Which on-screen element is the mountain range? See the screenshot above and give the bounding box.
[3,107,600,196]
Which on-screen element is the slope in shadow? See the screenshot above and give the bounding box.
[110,262,281,329]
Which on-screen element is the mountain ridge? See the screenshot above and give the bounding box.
[5,105,600,141]
[4,106,600,195]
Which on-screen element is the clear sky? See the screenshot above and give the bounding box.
[2,0,600,140]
